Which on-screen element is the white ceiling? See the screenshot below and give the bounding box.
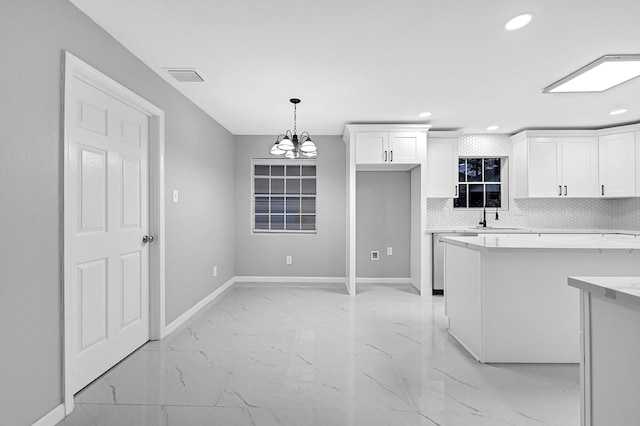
[69,0,640,136]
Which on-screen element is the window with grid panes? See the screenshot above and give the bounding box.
[454,157,503,208]
[253,161,317,232]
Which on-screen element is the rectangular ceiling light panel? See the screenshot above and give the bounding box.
[167,69,205,83]
[544,55,640,93]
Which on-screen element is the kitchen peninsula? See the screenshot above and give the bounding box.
[568,276,640,426]
[442,233,640,363]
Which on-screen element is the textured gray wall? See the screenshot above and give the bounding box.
[234,136,346,278]
[0,0,234,424]
[356,172,411,278]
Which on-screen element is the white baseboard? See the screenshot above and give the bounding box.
[163,277,234,337]
[234,276,346,284]
[356,277,411,284]
[32,403,65,426]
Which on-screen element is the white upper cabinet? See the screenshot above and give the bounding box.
[598,132,636,197]
[527,137,561,197]
[426,136,459,198]
[512,132,598,198]
[388,132,421,163]
[355,131,424,165]
[355,132,388,164]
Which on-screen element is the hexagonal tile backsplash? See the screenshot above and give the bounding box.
[427,134,640,231]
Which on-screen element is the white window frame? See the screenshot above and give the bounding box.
[454,156,509,210]
[251,158,318,234]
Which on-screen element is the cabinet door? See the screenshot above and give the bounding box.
[599,132,636,197]
[561,137,598,197]
[355,132,387,164]
[528,138,561,197]
[426,137,458,197]
[388,132,422,163]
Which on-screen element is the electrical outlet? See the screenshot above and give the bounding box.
[213,266,217,277]
[370,250,379,261]
[286,255,292,265]
[387,247,393,256]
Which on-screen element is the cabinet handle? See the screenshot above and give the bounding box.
[601,185,605,196]
[384,150,387,162]
[390,151,393,162]
[558,185,562,196]
[455,185,458,197]
[564,185,567,196]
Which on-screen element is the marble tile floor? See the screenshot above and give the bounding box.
[58,283,580,426]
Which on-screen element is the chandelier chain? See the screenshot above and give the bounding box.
[293,103,297,134]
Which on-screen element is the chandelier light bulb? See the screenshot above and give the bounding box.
[300,139,317,153]
[278,136,294,151]
[270,143,285,155]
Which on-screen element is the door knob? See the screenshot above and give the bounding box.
[142,235,154,244]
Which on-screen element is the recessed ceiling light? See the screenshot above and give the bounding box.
[418,111,432,118]
[609,109,628,116]
[505,13,533,31]
[487,125,500,131]
[544,55,640,93]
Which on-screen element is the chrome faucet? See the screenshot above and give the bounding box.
[479,207,487,228]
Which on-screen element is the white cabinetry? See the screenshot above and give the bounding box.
[598,132,636,197]
[344,124,430,296]
[569,277,640,426]
[355,131,423,165]
[512,132,598,198]
[637,132,640,196]
[426,134,459,198]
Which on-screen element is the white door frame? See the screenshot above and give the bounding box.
[62,51,166,415]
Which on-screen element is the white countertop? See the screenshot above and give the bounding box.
[426,227,640,235]
[440,233,640,252]
[568,276,640,310]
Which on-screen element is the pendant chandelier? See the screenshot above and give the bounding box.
[270,98,317,158]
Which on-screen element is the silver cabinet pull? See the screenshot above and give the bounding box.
[564,185,567,196]
[601,185,605,196]
[384,150,387,162]
[390,151,393,162]
[142,235,154,244]
[455,185,458,197]
[559,185,562,196]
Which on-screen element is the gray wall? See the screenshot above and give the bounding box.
[0,0,235,424]
[234,136,346,278]
[356,172,411,278]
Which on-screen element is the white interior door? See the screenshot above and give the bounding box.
[68,76,150,393]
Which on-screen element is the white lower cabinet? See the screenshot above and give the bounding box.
[598,131,636,197]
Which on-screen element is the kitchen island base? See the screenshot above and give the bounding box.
[444,236,640,363]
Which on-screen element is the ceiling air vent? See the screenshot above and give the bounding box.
[167,69,205,83]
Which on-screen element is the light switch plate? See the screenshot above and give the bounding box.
[286,256,292,265]
[172,189,179,203]
[387,247,393,256]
